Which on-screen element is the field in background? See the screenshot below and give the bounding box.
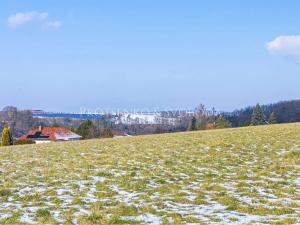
[0,123,299,224]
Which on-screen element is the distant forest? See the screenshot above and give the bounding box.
[224,100,300,127]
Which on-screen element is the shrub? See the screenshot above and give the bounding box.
[100,128,113,138]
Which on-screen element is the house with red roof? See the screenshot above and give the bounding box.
[19,126,82,144]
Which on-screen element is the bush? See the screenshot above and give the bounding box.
[14,139,35,145]
[100,128,113,138]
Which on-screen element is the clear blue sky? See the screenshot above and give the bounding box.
[1,0,299,112]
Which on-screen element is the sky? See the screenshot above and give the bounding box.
[0,0,300,112]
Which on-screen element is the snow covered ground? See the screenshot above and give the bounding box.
[0,123,299,224]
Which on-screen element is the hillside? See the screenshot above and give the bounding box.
[0,124,299,224]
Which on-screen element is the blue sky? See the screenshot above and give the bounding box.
[1,0,300,112]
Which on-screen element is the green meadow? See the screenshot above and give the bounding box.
[0,123,299,224]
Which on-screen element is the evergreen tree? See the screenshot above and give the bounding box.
[1,127,13,146]
[76,120,98,139]
[251,104,265,125]
[269,112,277,124]
[189,116,197,131]
[215,115,231,129]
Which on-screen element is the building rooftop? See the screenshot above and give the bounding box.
[19,127,81,141]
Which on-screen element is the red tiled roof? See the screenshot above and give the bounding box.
[19,127,78,141]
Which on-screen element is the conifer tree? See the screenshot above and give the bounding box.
[269,112,277,124]
[251,104,265,125]
[1,127,13,146]
[215,115,231,129]
[189,116,197,131]
[76,120,98,139]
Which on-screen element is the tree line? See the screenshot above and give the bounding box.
[224,100,300,127]
[1,99,300,144]
[188,100,300,131]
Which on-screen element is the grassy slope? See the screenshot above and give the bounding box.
[0,123,299,224]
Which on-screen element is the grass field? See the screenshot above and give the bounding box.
[0,123,299,224]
